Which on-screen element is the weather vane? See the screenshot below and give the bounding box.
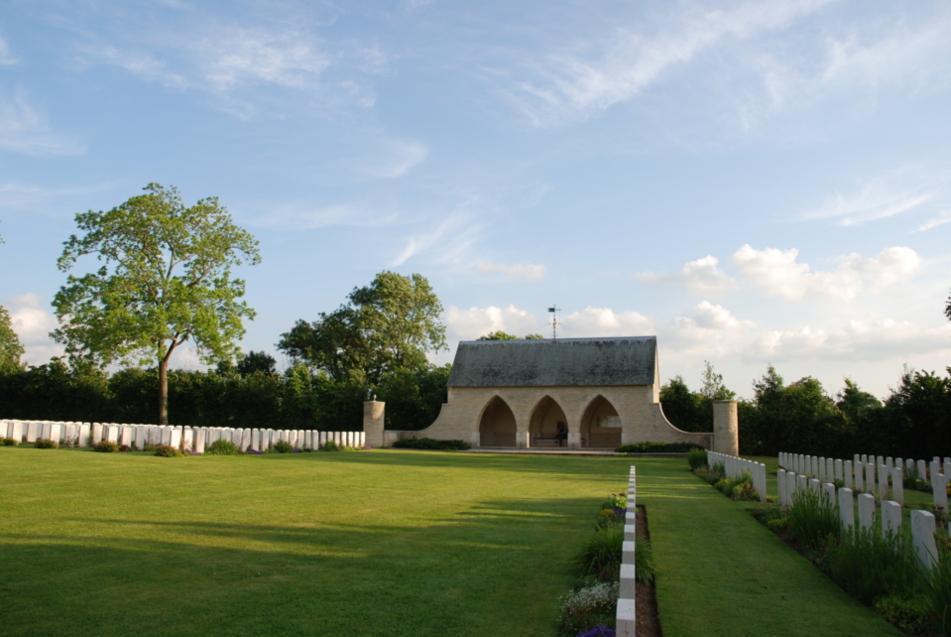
[548,304,560,339]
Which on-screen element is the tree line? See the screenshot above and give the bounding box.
[661,364,951,459]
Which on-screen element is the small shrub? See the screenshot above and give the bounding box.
[273,439,295,454]
[687,447,707,470]
[921,540,951,635]
[711,461,725,475]
[2,437,19,446]
[615,441,695,453]
[206,439,240,455]
[391,437,470,451]
[318,440,340,452]
[118,444,131,452]
[34,438,58,449]
[787,487,840,551]
[635,539,655,585]
[825,525,922,606]
[874,595,934,634]
[92,440,119,453]
[154,445,182,457]
[557,581,619,636]
[576,524,623,581]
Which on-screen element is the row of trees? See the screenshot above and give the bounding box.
[661,365,951,459]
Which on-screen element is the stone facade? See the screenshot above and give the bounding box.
[388,336,715,450]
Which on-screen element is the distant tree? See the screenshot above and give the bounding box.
[946,289,951,322]
[700,360,736,401]
[477,331,519,341]
[881,368,951,459]
[0,305,26,375]
[51,183,261,433]
[236,350,277,376]
[278,271,446,387]
[660,376,707,432]
[835,379,882,423]
[477,331,546,341]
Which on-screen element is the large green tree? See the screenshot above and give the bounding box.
[51,183,261,429]
[0,305,26,375]
[278,271,447,387]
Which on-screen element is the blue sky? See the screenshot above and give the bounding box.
[2,0,950,400]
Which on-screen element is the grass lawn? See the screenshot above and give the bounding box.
[0,447,901,636]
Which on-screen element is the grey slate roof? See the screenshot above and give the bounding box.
[447,336,657,387]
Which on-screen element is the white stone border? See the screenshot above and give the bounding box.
[616,465,636,637]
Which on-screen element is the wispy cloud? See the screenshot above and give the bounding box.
[913,209,951,233]
[802,180,940,226]
[252,204,400,230]
[0,36,18,66]
[473,262,546,281]
[502,0,837,127]
[0,87,84,156]
[357,139,429,179]
[391,213,482,266]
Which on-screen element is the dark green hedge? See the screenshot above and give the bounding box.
[615,442,698,453]
[390,437,470,451]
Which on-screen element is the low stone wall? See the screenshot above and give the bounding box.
[1,419,364,452]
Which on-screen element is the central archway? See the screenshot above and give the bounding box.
[581,395,622,449]
[479,396,517,447]
[529,395,568,447]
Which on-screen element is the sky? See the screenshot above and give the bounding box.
[1,0,951,401]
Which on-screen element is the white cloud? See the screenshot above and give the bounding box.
[742,319,951,363]
[0,36,18,66]
[801,178,941,226]
[504,0,836,126]
[443,304,545,340]
[558,307,654,338]
[0,87,84,156]
[473,262,547,281]
[636,255,736,296]
[5,293,64,366]
[731,244,921,301]
[914,209,951,233]
[659,301,755,359]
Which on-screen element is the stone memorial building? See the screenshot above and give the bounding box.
[367,336,736,451]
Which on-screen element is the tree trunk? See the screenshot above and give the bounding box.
[158,356,169,426]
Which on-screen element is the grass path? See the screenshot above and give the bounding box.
[0,448,902,636]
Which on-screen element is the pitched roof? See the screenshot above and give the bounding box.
[447,336,657,387]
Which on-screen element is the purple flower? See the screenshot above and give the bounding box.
[293,448,302,453]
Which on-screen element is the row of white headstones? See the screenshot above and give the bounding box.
[777,453,950,570]
[2,419,365,452]
[616,465,636,637]
[778,452,951,516]
[706,450,768,502]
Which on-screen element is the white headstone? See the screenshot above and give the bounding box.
[826,458,834,483]
[835,458,843,482]
[194,428,206,453]
[777,469,787,507]
[911,510,938,570]
[857,493,875,530]
[906,458,914,475]
[120,426,133,447]
[76,424,89,447]
[886,456,893,469]
[170,429,182,449]
[933,473,949,518]
[8,421,23,442]
[786,471,797,506]
[861,454,868,464]
[844,460,853,490]
[838,488,854,529]
[106,426,119,443]
[809,478,820,493]
[48,424,62,444]
[881,500,902,535]
[891,467,904,506]
[797,474,808,495]
[822,482,836,505]
[134,426,147,450]
[918,459,928,482]
[26,421,42,443]
[878,465,889,501]
[161,427,172,446]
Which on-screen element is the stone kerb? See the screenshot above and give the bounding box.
[616,465,636,637]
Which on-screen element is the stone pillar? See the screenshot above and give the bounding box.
[567,432,581,450]
[712,400,739,456]
[363,400,385,448]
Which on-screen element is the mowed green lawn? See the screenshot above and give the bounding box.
[0,448,901,637]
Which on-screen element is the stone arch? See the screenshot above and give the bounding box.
[479,396,517,447]
[528,395,569,448]
[580,395,622,449]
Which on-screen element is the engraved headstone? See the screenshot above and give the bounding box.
[911,510,938,570]
[838,488,854,529]
[857,493,875,530]
[881,500,902,535]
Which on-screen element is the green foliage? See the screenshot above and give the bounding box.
[921,540,951,635]
[33,439,58,449]
[660,376,709,432]
[318,440,340,452]
[376,363,450,430]
[711,470,759,501]
[92,440,119,453]
[477,331,546,341]
[206,439,239,455]
[576,524,624,581]
[273,439,295,453]
[873,595,934,634]
[557,581,619,636]
[687,447,707,470]
[2,437,19,446]
[0,305,26,375]
[51,183,261,425]
[278,271,446,387]
[615,441,696,453]
[154,445,183,457]
[390,437,470,451]
[700,360,736,401]
[824,525,920,606]
[787,487,840,551]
